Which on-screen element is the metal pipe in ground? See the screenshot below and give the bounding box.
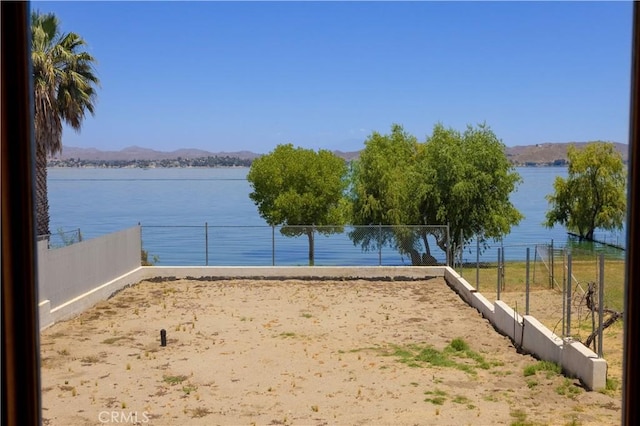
[526,247,530,316]
[567,252,572,337]
[598,254,605,358]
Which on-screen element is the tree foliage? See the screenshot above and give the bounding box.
[247,144,348,265]
[32,11,100,236]
[545,142,626,240]
[349,123,523,265]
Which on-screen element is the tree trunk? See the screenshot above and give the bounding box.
[585,228,595,241]
[307,228,315,266]
[35,142,50,237]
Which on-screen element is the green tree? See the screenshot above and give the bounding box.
[32,11,99,236]
[349,123,523,265]
[348,124,428,265]
[420,123,523,254]
[247,144,348,265]
[545,142,626,240]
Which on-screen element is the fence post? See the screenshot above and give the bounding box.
[476,237,480,291]
[567,252,572,337]
[272,225,275,266]
[205,222,208,266]
[561,249,566,337]
[378,224,382,266]
[501,244,505,290]
[598,253,604,358]
[532,244,536,284]
[459,229,464,269]
[550,239,554,289]
[497,248,501,300]
[525,247,530,315]
[77,228,82,242]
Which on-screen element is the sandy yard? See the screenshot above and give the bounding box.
[40,277,622,425]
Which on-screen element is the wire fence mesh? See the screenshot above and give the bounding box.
[139,224,451,267]
[456,240,624,358]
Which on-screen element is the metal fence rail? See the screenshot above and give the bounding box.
[138,224,450,267]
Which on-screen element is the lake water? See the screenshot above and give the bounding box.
[47,166,626,265]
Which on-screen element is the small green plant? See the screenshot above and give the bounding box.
[141,248,159,266]
[510,408,529,425]
[182,384,197,395]
[80,355,100,364]
[101,336,129,345]
[424,389,447,405]
[384,338,495,375]
[556,379,582,399]
[191,407,210,418]
[163,375,188,385]
[452,395,470,404]
[600,377,619,396]
[523,360,561,378]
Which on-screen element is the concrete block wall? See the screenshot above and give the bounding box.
[494,301,525,347]
[522,315,563,365]
[443,267,607,391]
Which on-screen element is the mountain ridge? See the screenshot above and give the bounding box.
[54,142,628,165]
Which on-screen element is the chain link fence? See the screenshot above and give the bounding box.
[456,238,624,358]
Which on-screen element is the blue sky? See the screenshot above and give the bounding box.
[32,1,633,154]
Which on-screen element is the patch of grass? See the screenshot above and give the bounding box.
[600,377,619,396]
[510,408,533,426]
[182,384,197,395]
[279,332,296,338]
[101,336,131,345]
[452,395,470,404]
[384,338,496,376]
[190,407,210,418]
[526,379,539,389]
[564,415,582,426]
[80,355,100,364]
[424,389,447,405]
[556,379,582,399]
[523,360,562,378]
[163,375,188,385]
[483,394,499,402]
[300,313,313,319]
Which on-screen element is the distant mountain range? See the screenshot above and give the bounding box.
[54,142,628,166]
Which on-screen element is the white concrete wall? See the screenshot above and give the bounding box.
[135,265,447,281]
[442,267,607,391]
[562,339,608,391]
[38,226,141,328]
[494,301,525,347]
[522,315,563,365]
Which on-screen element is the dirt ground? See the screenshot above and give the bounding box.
[40,277,622,425]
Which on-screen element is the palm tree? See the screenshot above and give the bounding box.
[31,11,99,237]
